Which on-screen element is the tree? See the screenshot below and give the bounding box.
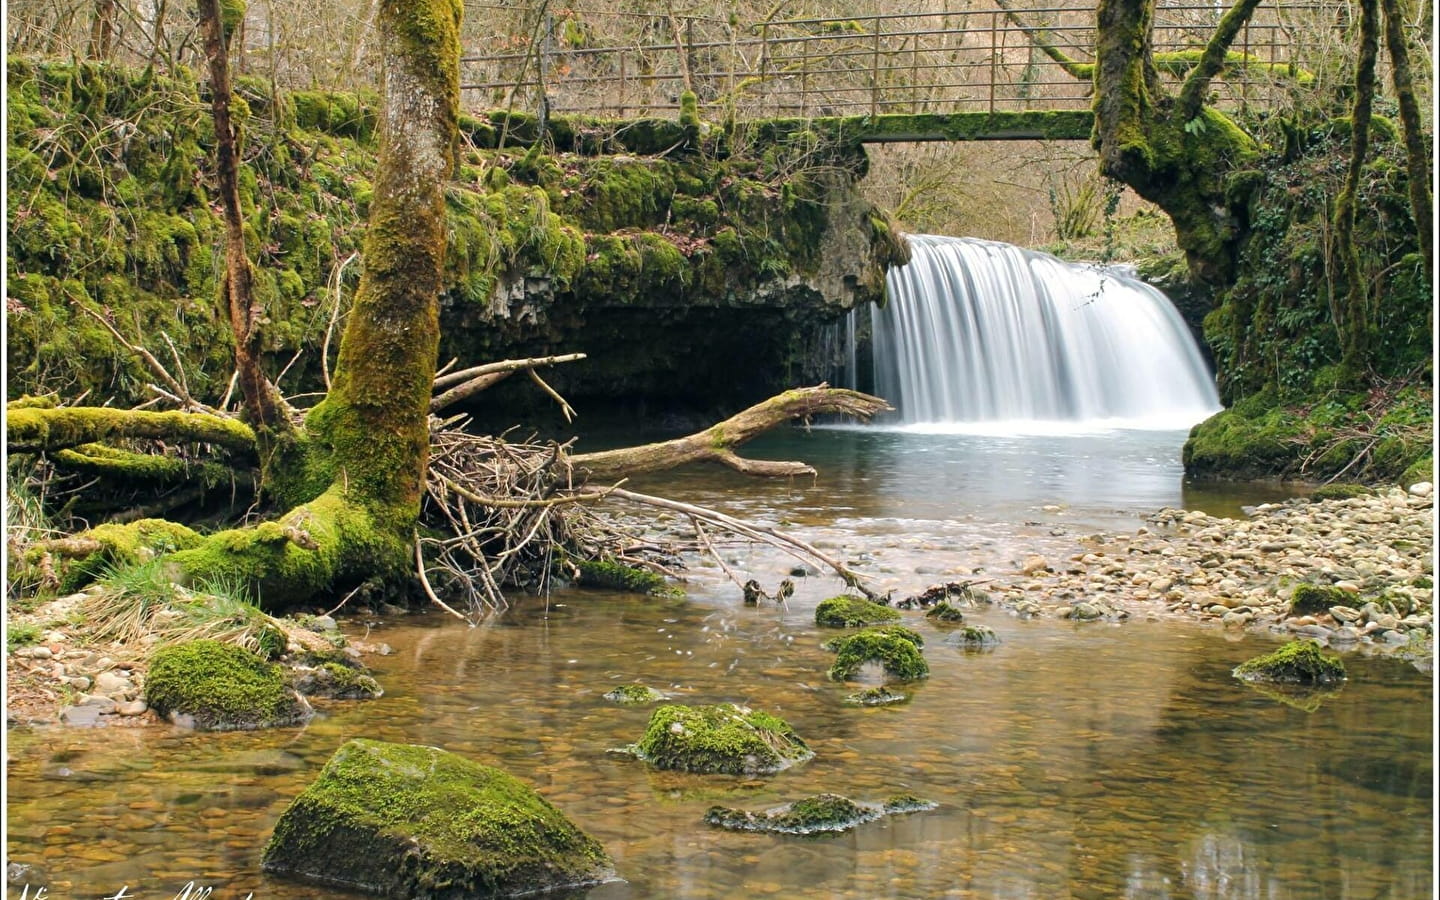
[9,0,888,610]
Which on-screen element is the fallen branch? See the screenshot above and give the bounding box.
[7,406,257,454]
[430,353,586,411]
[571,385,891,482]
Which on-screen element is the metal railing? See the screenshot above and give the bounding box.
[460,2,1336,121]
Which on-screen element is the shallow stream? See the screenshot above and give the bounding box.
[5,429,1433,899]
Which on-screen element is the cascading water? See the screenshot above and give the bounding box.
[865,234,1220,430]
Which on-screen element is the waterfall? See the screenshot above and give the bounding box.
[867,234,1220,431]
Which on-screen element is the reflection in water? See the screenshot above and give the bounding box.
[5,597,1431,899]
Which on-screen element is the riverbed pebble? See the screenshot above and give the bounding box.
[994,487,1432,657]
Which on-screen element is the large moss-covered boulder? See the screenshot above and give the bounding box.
[1233,640,1347,685]
[262,739,613,897]
[633,703,813,774]
[145,639,312,730]
[815,595,901,628]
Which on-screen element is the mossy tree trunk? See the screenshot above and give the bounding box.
[1379,0,1432,281]
[37,0,466,607]
[1091,0,1262,286]
[1332,0,1379,375]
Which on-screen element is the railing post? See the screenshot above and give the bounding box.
[871,25,880,117]
[619,52,627,118]
[801,31,809,117]
[988,10,997,115]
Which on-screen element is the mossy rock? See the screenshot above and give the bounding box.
[262,739,613,897]
[825,627,929,682]
[1233,640,1346,685]
[815,595,900,628]
[145,640,312,731]
[602,683,665,705]
[703,791,936,835]
[290,662,384,700]
[843,686,908,706]
[924,601,966,624]
[632,703,812,775]
[1290,584,1352,616]
[573,559,668,595]
[944,625,1001,649]
[1309,482,1371,502]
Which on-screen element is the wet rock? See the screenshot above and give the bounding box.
[844,686,907,706]
[824,626,929,681]
[1019,555,1049,576]
[943,625,1000,649]
[146,640,313,731]
[815,595,901,628]
[116,700,149,716]
[93,671,132,697]
[290,662,383,700]
[602,684,666,704]
[705,792,936,835]
[1234,640,1346,684]
[630,703,812,775]
[262,739,612,896]
[1329,605,1363,623]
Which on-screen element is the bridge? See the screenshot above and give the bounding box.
[459,2,1326,142]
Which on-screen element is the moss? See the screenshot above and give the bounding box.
[574,559,667,595]
[1289,584,1352,616]
[825,627,929,682]
[815,595,901,628]
[146,639,312,730]
[1233,640,1346,684]
[633,703,812,775]
[262,739,612,895]
[1309,483,1371,502]
[603,683,665,704]
[946,625,1001,648]
[291,662,384,699]
[704,792,935,835]
[844,686,907,706]
[924,602,966,624]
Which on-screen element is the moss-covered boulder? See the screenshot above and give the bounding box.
[1233,640,1347,684]
[824,626,928,682]
[632,703,812,774]
[602,683,666,704]
[944,624,1001,649]
[815,595,901,628]
[145,640,312,730]
[262,739,613,897]
[924,601,966,624]
[704,792,936,835]
[1290,584,1353,616]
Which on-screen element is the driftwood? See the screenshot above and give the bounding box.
[571,385,892,481]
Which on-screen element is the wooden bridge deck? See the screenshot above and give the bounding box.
[460,1,1327,140]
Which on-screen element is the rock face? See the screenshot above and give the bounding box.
[145,640,312,731]
[633,704,812,774]
[262,739,613,898]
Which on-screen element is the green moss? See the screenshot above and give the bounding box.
[262,739,611,894]
[825,627,929,682]
[603,683,666,704]
[633,703,812,775]
[844,686,907,706]
[1289,584,1352,616]
[815,595,901,628]
[1309,483,1371,502]
[704,792,935,835]
[146,639,311,730]
[574,559,667,594]
[1233,640,1346,684]
[924,601,966,624]
[946,624,1001,648]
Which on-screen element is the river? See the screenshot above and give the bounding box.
[4,428,1433,899]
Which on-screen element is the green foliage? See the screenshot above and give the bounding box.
[634,703,812,774]
[1233,640,1346,684]
[7,622,43,653]
[262,739,611,894]
[146,639,311,729]
[814,595,901,628]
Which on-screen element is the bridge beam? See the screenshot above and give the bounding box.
[755,111,1095,146]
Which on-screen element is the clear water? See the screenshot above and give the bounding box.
[5,429,1432,899]
[871,235,1221,427]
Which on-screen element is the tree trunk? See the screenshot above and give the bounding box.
[1333,0,1380,375]
[1379,0,1433,280]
